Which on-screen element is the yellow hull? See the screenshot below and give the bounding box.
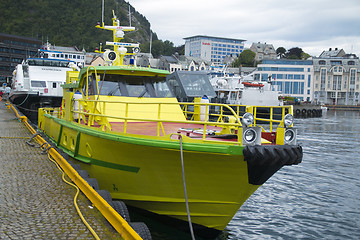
[40,115,259,231]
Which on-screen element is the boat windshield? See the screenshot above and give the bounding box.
[85,74,174,98]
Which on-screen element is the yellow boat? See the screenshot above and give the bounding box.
[38,11,302,238]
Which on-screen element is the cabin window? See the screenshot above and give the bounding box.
[87,74,173,98]
[31,81,46,87]
[53,82,57,88]
[230,91,237,100]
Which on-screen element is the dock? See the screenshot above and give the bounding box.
[0,101,122,239]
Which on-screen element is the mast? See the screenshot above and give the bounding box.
[102,0,104,27]
[95,10,140,66]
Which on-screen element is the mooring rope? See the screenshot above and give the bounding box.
[179,135,196,240]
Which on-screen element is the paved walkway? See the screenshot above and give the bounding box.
[0,101,121,239]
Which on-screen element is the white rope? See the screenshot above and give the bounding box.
[179,135,196,240]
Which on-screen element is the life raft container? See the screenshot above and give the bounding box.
[242,82,264,87]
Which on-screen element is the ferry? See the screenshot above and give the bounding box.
[38,11,302,238]
[9,57,75,121]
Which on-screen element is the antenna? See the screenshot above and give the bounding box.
[128,5,131,27]
[102,0,104,26]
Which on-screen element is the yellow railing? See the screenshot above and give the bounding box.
[182,103,293,132]
[61,99,245,143]
[45,98,293,144]
[245,105,293,132]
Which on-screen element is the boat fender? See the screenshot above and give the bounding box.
[295,109,301,115]
[73,90,82,120]
[96,189,112,204]
[301,109,307,115]
[200,95,209,121]
[243,145,303,185]
[318,109,322,117]
[129,222,152,240]
[84,178,100,190]
[307,109,312,116]
[110,200,131,222]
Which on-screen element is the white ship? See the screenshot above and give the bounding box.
[210,72,283,106]
[9,57,75,121]
[39,41,86,68]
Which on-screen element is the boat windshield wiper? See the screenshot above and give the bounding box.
[138,88,147,97]
[108,81,121,96]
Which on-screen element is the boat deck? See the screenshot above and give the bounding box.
[80,121,274,144]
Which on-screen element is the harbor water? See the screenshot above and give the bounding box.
[226,110,360,239]
[139,110,360,239]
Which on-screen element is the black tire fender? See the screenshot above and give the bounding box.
[130,222,152,240]
[96,189,112,204]
[110,200,131,222]
[84,178,100,190]
[77,169,89,179]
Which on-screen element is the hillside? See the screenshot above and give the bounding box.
[0,0,159,52]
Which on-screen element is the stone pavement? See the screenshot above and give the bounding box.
[0,101,121,239]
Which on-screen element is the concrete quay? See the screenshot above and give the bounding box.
[0,101,121,239]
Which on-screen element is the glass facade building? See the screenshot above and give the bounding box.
[184,35,245,65]
[254,60,314,101]
[0,33,42,85]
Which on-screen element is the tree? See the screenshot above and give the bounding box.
[276,47,286,58]
[301,52,311,60]
[286,47,303,59]
[231,49,256,67]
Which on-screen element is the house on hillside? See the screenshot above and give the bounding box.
[156,54,213,73]
[250,42,277,61]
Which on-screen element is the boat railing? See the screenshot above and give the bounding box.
[43,99,292,144]
[182,103,293,132]
[230,105,293,132]
[69,99,245,144]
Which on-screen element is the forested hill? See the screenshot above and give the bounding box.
[0,0,159,52]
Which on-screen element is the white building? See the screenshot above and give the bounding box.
[313,48,360,105]
[250,42,277,61]
[184,35,245,65]
[254,60,314,102]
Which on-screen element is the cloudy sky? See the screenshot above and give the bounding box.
[128,0,360,57]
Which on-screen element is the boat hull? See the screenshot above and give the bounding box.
[9,92,62,122]
[40,115,260,231]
